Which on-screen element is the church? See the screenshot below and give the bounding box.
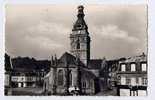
[43,5,110,95]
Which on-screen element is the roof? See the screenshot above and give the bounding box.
[58,52,77,65]
[88,59,102,69]
[57,52,85,67]
[5,55,50,72]
[120,54,147,63]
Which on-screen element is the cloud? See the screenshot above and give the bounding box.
[26,21,70,42]
[25,20,70,51]
[5,5,147,60]
[6,20,71,59]
[92,25,139,44]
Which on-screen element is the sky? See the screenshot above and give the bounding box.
[5,5,147,60]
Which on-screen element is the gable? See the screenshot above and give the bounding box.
[57,52,85,68]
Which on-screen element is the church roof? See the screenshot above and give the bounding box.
[58,52,76,65]
[57,52,85,67]
[6,56,50,73]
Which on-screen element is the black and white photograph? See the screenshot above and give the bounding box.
[4,4,148,96]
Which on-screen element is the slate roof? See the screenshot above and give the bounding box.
[58,52,77,65]
[120,54,147,63]
[5,55,51,73]
[57,52,85,67]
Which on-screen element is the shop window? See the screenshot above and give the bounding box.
[121,77,126,85]
[142,78,147,86]
[126,78,131,85]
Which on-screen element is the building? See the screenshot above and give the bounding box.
[70,5,90,66]
[44,53,98,95]
[9,57,50,88]
[116,53,147,96]
[4,54,51,95]
[43,5,116,95]
[5,5,147,96]
[11,69,37,88]
[4,54,12,95]
[106,59,120,89]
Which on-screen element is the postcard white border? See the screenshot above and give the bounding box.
[1,0,155,100]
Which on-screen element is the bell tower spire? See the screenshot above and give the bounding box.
[70,5,91,66]
[72,5,88,31]
[77,5,84,18]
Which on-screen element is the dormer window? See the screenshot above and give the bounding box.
[131,63,136,71]
[121,64,126,71]
[141,63,147,71]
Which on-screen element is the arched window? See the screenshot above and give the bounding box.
[69,71,72,86]
[82,81,86,88]
[58,70,63,86]
[77,42,80,49]
[76,38,80,49]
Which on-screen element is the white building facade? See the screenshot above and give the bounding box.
[116,53,147,96]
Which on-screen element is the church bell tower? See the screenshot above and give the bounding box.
[70,5,91,66]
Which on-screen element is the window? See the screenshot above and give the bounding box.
[5,74,9,86]
[76,38,80,49]
[142,63,147,71]
[121,64,126,71]
[131,77,136,85]
[82,81,86,88]
[58,70,63,86]
[138,77,142,85]
[142,78,147,86]
[77,24,82,28]
[126,78,131,85]
[69,71,72,86]
[131,64,136,71]
[89,80,93,87]
[136,78,139,85]
[77,42,80,49]
[121,77,126,85]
